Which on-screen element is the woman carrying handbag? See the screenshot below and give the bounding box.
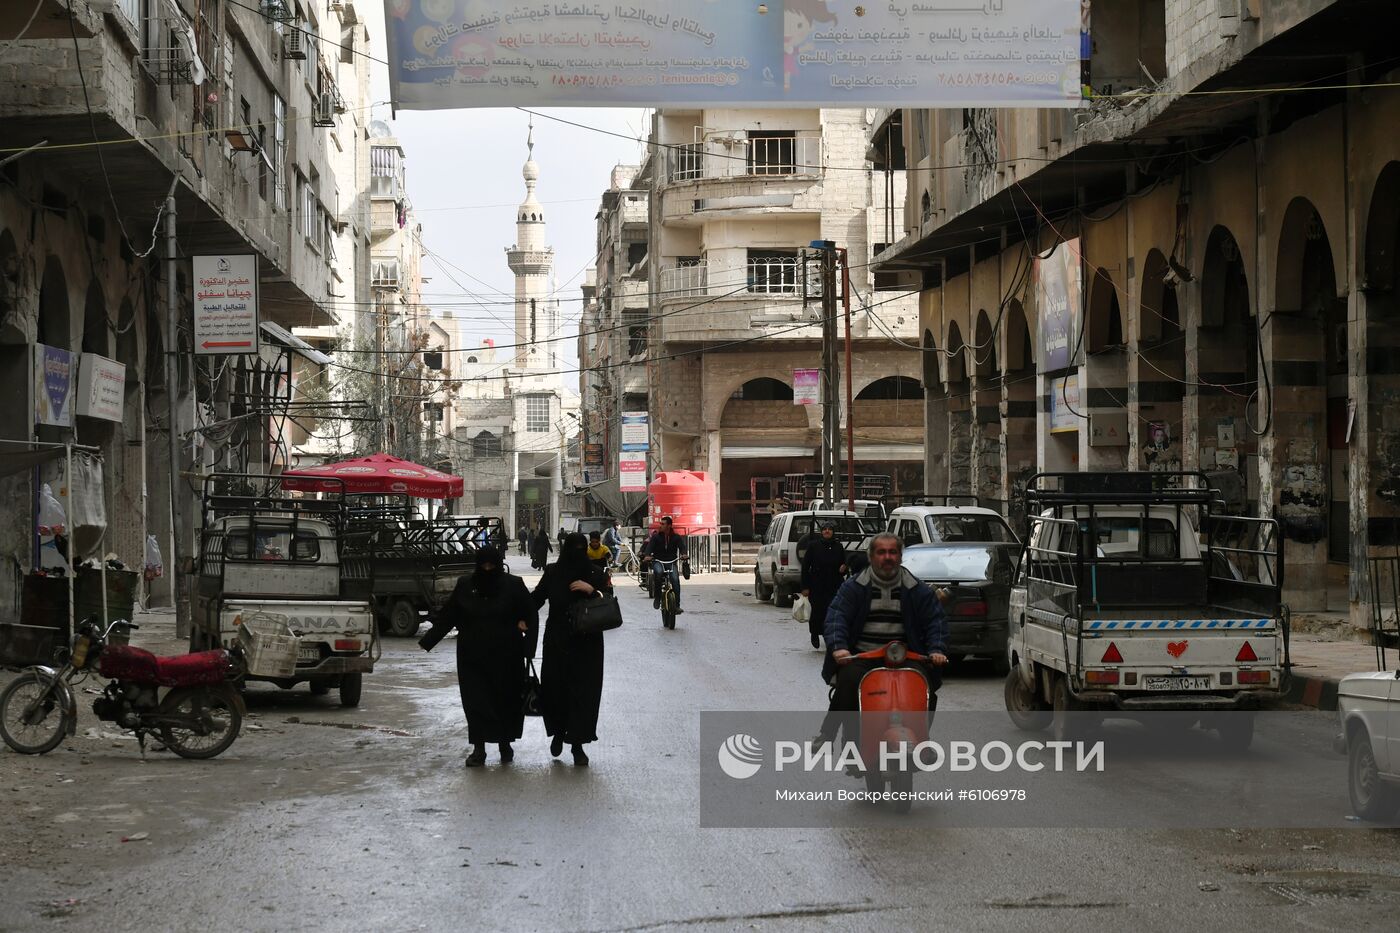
[531,533,616,766]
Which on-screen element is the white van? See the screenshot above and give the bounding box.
[754,510,866,607]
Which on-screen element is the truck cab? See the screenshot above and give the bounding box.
[1004,472,1286,747]
[193,476,377,707]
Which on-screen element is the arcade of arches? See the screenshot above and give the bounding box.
[915,131,1400,622]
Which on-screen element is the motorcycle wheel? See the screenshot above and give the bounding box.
[0,671,71,755]
[160,684,242,759]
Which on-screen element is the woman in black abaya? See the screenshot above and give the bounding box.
[532,533,611,766]
[420,546,538,767]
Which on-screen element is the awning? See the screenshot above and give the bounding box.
[261,321,333,365]
[720,445,816,459]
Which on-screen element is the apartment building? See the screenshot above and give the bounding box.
[647,108,922,539]
[874,0,1400,621]
[0,1,371,611]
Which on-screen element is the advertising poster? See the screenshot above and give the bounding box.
[1036,237,1082,372]
[33,344,74,428]
[619,450,648,492]
[193,254,259,355]
[385,0,1086,110]
[1048,373,1080,434]
[621,411,649,450]
[76,353,127,423]
[793,368,820,406]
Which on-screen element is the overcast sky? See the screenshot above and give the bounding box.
[362,4,647,378]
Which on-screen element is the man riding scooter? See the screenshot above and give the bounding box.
[818,532,948,743]
[641,515,689,614]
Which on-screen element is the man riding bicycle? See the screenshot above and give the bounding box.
[641,515,689,614]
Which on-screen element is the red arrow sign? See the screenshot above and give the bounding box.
[202,341,252,349]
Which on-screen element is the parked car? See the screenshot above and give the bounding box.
[1336,669,1400,820]
[755,510,866,608]
[886,504,1018,548]
[903,542,1019,672]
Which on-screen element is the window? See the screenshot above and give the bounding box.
[672,142,702,181]
[924,514,1016,544]
[424,403,444,423]
[256,122,268,200]
[476,489,501,508]
[747,249,799,295]
[912,109,929,163]
[473,432,502,458]
[225,526,320,562]
[747,131,797,175]
[273,96,287,211]
[1090,516,1178,560]
[371,146,401,199]
[626,242,647,268]
[789,516,866,542]
[526,396,550,433]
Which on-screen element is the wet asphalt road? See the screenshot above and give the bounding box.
[3,569,1399,932]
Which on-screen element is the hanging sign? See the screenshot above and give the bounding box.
[385,0,1086,111]
[193,254,259,355]
[1048,373,1080,434]
[76,353,126,423]
[619,450,648,492]
[621,411,649,451]
[793,368,820,406]
[34,344,74,427]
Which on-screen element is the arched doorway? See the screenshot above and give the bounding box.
[1138,250,1185,473]
[1085,268,1129,468]
[1365,163,1400,555]
[1003,299,1036,526]
[1274,197,1346,610]
[1198,227,1258,511]
[972,310,1002,510]
[38,257,70,349]
[0,230,26,442]
[945,322,971,494]
[922,328,947,494]
[720,376,809,540]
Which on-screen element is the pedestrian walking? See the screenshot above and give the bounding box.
[530,527,553,569]
[531,532,611,766]
[556,526,567,547]
[518,527,530,557]
[418,546,539,767]
[800,521,847,650]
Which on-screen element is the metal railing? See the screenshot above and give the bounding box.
[665,133,822,183]
[660,261,707,298]
[746,257,801,295]
[1368,555,1400,670]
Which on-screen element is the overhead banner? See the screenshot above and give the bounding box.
[385,0,1085,110]
[193,254,259,356]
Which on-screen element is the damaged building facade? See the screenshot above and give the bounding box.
[873,0,1400,622]
[0,1,372,614]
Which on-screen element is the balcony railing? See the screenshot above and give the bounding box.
[665,133,823,184]
[660,261,707,298]
[659,259,823,299]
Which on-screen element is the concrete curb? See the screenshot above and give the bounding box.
[1282,669,1339,712]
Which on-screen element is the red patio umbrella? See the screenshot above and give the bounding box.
[280,453,463,499]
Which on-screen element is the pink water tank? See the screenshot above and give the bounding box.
[648,471,718,535]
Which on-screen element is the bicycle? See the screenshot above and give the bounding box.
[649,557,682,630]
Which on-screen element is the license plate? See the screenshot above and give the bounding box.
[1143,675,1213,691]
[298,645,321,662]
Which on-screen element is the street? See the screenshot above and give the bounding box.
[3,570,1398,933]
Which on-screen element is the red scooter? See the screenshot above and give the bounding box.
[848,641,937,813]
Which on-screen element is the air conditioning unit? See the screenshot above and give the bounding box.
[283,29,307,60]
[313,93,336,127]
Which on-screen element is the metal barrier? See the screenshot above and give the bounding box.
[1367,555,1400,670]
[622,527,734,575]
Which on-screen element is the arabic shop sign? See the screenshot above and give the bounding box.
[33,344,74,427]
[193,255,259,356]
[385,0,1086,110]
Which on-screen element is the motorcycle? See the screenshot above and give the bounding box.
[0,618,244,759]
[848,641,936,813]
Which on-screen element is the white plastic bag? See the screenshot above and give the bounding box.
[144,535,164,581]
[37,483,69,572]
[792,594,811,623]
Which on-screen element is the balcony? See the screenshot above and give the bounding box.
[659,258,824,302]
[665,132,822,184]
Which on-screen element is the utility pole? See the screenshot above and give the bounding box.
[163,194,189,636]
[839,248,855,512]
[814,241,839,504]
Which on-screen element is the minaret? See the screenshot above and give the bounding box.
[505,118,555,371]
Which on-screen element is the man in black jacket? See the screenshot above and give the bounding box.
[641,515,690,613]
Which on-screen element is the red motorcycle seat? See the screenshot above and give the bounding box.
[99,645,229,687]
[154,650,230,688]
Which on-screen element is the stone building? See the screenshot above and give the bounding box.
[874,0,1400,622]
[578,160,652,521]
[647,108,923,539]
[0,1,372,613]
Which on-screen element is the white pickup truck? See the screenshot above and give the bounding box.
[1004,472,1286,748]
[1336,669,1400,820]
[192,479,378,708]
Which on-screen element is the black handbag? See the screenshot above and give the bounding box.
[522,660,543,717]
[570,593,624,635]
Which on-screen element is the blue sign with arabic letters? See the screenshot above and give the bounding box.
[385,0,1085,110]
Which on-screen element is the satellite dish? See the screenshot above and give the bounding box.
[369,120,393,139]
